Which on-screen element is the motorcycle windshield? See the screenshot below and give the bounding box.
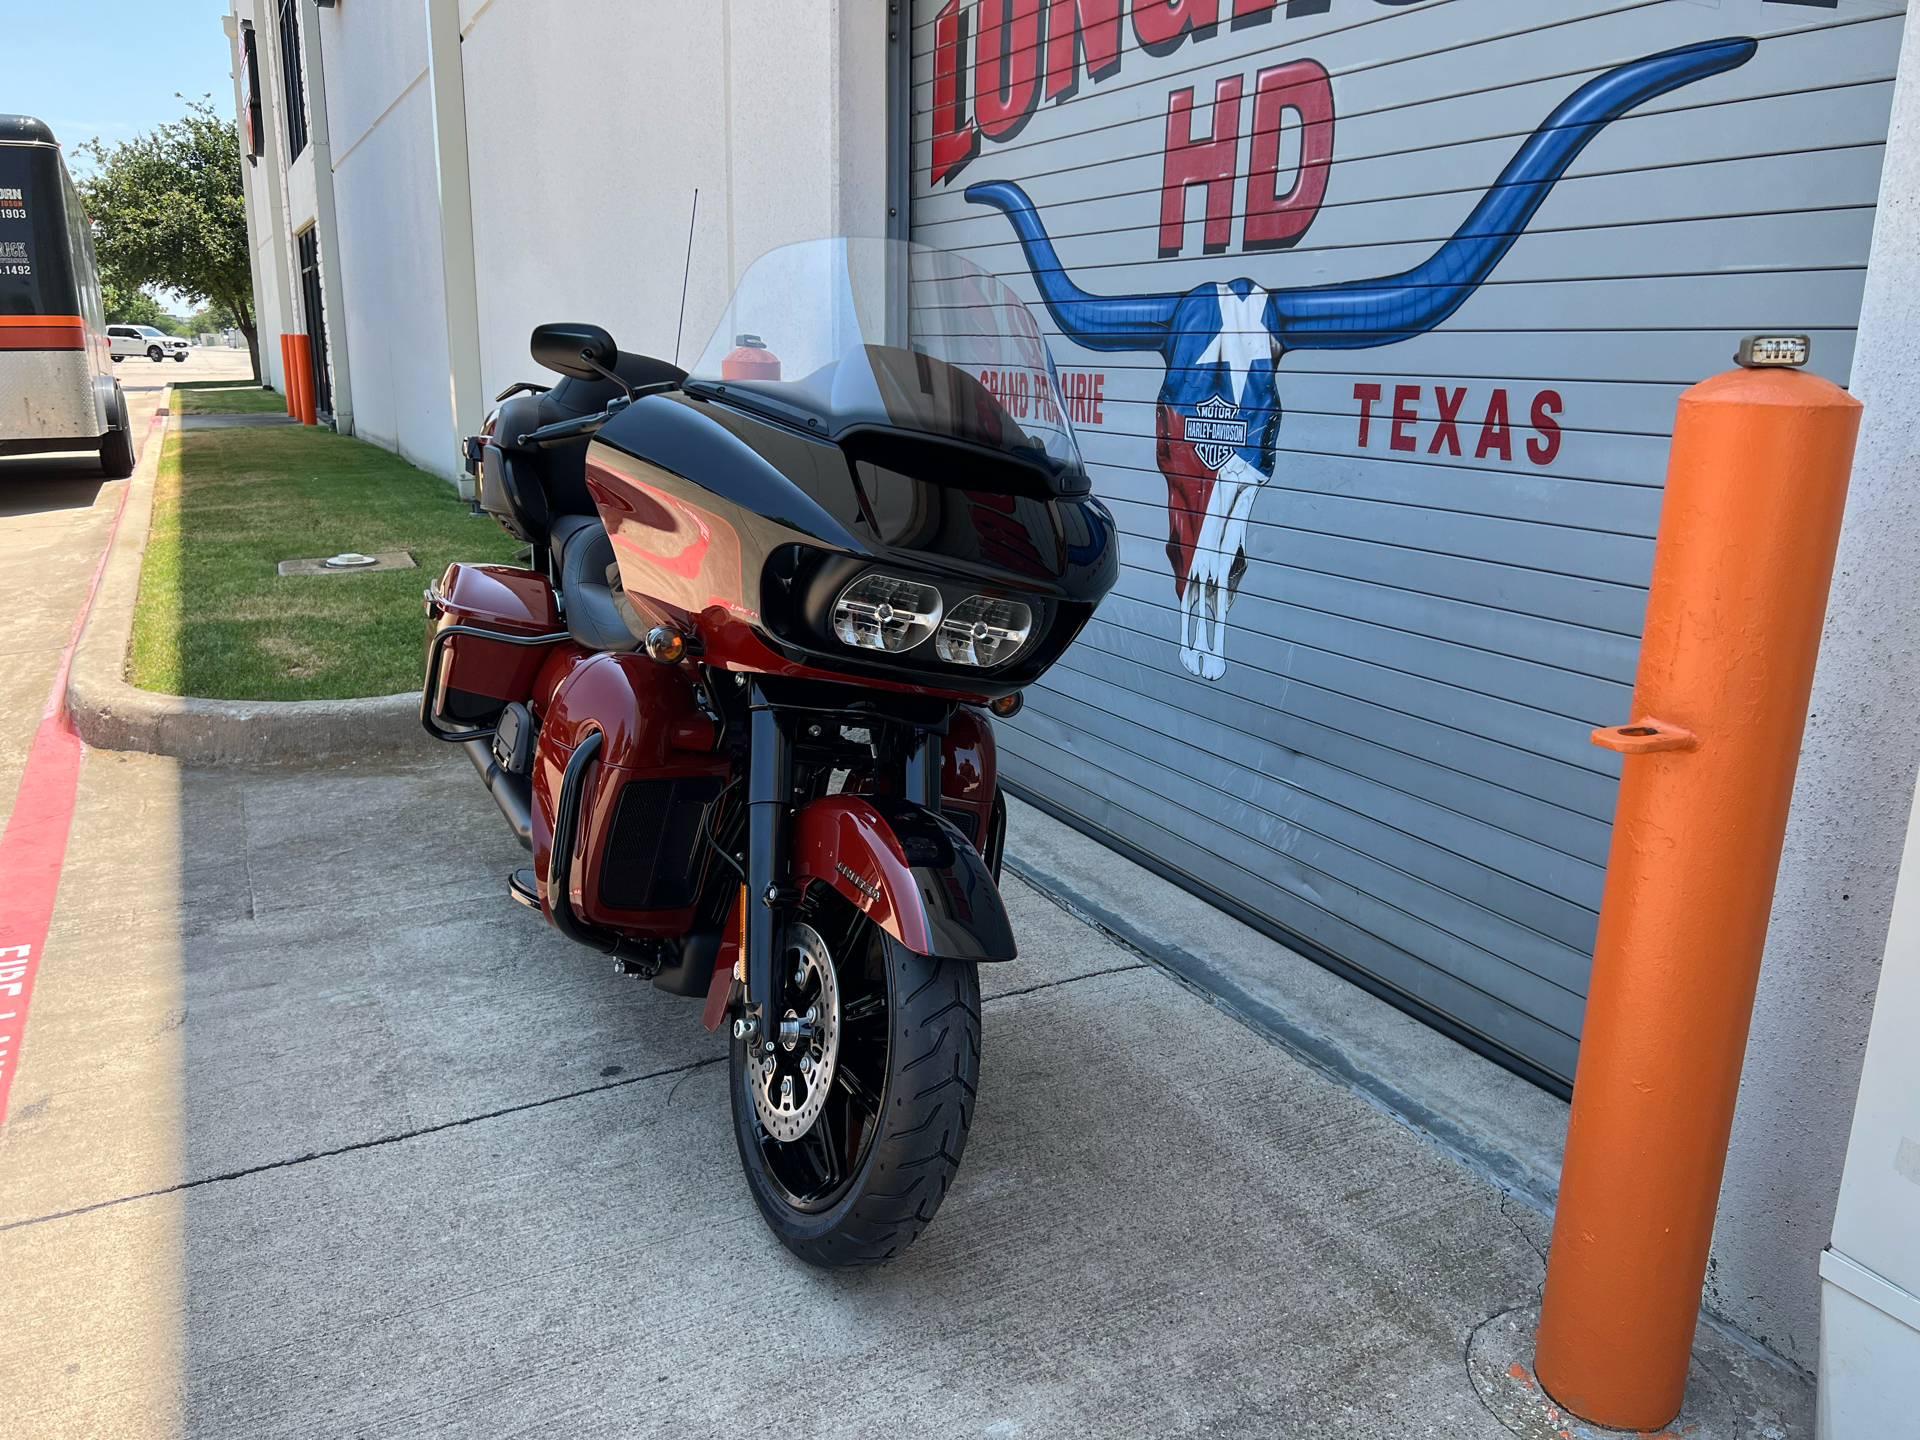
[687,238,1086,495]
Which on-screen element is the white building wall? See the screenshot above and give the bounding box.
[1711,12,1920,1372]
[1819,767,1920,1434]
[233,0,889,477]
[456,0,890,410]
[315,0,454,471]
[228,2,292,394]
[328,79,455,472]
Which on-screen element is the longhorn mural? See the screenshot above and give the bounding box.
[968,37,1756,681]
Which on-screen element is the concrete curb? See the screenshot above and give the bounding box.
[66,411,429,765]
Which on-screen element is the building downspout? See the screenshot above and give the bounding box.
[424,0,483,493]
[246,0,298,396]
[885,0,908,244]
[220,12,270,382]
[298,0,353,436]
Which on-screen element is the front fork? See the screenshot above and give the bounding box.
[744,685,792,1052]
[742,682,941,1044]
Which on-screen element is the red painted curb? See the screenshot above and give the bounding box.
[0,414,162,1124]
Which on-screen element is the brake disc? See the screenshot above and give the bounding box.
[747,922,841,1143]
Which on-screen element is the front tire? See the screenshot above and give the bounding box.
[172,352,187,362]
[147,345,163,361]
[731,886,980,1267]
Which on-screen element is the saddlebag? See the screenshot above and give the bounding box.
[422,562,565,736]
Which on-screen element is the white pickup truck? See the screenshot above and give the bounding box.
[107,323,190,363]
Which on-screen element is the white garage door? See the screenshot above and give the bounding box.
[909,0,1907,1089]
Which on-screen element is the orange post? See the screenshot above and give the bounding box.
[278,334,296,416]
[1534,364,1862,1429]
[287,333,316,425]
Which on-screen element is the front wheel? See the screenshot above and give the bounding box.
[147,346,163,361]
[172,352,187,362]
[731,886,980,1267]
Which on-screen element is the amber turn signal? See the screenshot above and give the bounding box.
[644,625,689,665]
[987,691,1024,719]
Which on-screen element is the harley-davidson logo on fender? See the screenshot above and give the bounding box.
[837,862,880,901]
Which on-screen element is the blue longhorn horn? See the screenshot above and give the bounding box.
[966,37,1756,355]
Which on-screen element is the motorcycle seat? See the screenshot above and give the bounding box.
[550,514,641,653]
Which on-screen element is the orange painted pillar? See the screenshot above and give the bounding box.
[1534,365,1862,1429]
[287,333,316,425]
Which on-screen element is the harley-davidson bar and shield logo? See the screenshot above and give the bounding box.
[1184,394,1245,474]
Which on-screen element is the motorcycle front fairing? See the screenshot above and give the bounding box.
[582,238,1119,705]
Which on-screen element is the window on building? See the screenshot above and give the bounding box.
[296,226,332,417]
[241,23,265,164]
[278,0,308,162]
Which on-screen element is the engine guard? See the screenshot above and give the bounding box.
[791,796,1017,962]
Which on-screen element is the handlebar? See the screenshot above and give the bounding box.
[513,381,678,448]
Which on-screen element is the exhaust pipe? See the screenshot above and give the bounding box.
[463,738,532,850]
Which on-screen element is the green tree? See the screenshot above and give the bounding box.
[100,278,168,329]
[189,298,239,333]
[79,102,260,381]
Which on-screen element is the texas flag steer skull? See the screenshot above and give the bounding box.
[1152,283,1276,681]
[968,37,1756,681]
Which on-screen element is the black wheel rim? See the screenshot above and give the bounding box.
[749,893,891,1214]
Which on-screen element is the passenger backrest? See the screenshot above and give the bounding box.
[481,351,688,541]
[536,352,687,517]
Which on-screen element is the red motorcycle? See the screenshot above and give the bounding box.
[422,239,1115,1265]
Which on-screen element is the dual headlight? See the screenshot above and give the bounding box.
[831,572,1032,669]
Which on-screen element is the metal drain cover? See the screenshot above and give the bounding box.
[276,551,417,577]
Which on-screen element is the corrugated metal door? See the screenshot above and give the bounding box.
[910,0,1906,1088]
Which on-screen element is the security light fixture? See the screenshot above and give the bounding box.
[1735,334,1810,369]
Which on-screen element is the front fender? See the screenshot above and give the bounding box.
[791,796,1016,962]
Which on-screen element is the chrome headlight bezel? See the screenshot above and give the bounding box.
[829,572,945,654]
[810,563,1044,673]
[759,547,1065,692]
[934,594,1033,669]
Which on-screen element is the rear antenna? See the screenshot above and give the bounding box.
[673,188,698,368]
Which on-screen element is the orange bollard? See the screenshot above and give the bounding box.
[1533,361,1862,1429]
[284,334,305,422]
[287,333,317,425]
[301,338,319,426]
[278,334,296,416]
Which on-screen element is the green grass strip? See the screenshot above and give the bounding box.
[172,378,291,416]
[129,425,521,700]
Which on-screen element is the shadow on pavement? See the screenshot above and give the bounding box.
[0,457,105,517]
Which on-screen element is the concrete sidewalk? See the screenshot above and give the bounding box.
[0,730,1813,1437]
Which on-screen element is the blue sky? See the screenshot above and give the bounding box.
[5,0,237,176]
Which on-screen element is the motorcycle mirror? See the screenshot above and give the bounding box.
[531,322,619,381]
